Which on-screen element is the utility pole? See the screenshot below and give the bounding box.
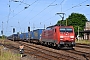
[44,24,45,29]
[78,26,79,40]
[13,28,15,41]
[50,23,51,25]
[2,21,3,39]
[2,21,4,44]
[33,23,35,30]
[28,26,30,42]
[66,18,68,26]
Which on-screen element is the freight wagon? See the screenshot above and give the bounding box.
[29,29,44,43]
[16,29,44,42]
[7,34,18,40]
[19,33,30,41]
[33,29,44,40]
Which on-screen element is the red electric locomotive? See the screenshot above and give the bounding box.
[41,25,75,49]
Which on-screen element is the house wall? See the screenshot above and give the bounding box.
[84,21,90,40]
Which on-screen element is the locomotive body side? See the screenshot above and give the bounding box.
[41,26,60,46]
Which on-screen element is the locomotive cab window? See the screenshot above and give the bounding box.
[66,28,73,32]
[60,28,73,32]
[60,28,65,32]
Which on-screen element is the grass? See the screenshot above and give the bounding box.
[0,39,10,45]
[0,46,20,60]
[75,40,90,44]
[0,39,20,60]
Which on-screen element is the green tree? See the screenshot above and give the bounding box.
[57,13,88,35]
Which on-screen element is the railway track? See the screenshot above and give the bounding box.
[76,43,90,46]
[16,41,85,60]
[1,40,90,60]
[63,49,90,60]
[76,43,90,49]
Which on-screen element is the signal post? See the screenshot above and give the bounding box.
[28,26,30,43]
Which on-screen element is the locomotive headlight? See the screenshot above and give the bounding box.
[70,36,74,38]
[71,39,74,40]
[60,36,64,38]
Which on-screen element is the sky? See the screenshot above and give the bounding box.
[0,0,90,36]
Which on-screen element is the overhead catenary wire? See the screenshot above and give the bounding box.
[8,0,38,20]
[5,0,11,35]
[6,0,25,30]
[42,0,89,24]
[29,0,57,22]
[34,6,58,24]
[6,0,38,24]
[60,0,65,12]
[20,0,40,24]
[12,0,28,14]
[34,15,58,29]
[38,0,89,28]
[9,0,38,32]
[4,0,89,35]
[8,0,60,29]
[21,0,57,29]
[39,0,65,24]
[64,0,88,12]
[5,0,39,35]
[18,20,22,33]
[42,15,57,23]
[31,0,65,28]
[28,0,66,29]
[9,0,88,20]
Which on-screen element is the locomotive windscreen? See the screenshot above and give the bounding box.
[60,28,73,32]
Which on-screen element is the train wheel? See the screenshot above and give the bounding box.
[70,47,74,50]
[42,41,45,46]
[28,40,30,43]
[51,43,55,48]
[57,44,61,50]
[51,43,54,47]
[46,42,49,46]
[47,42,49,46]
[49,43,53,47]
[68,46,74,50]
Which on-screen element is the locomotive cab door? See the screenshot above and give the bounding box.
[54,28,59,44]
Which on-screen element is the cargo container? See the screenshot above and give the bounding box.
[30,31,34,39]
[33,29,44,40]
[19,33,24,40]
[7,34,18,40]
[24,33,29,40]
